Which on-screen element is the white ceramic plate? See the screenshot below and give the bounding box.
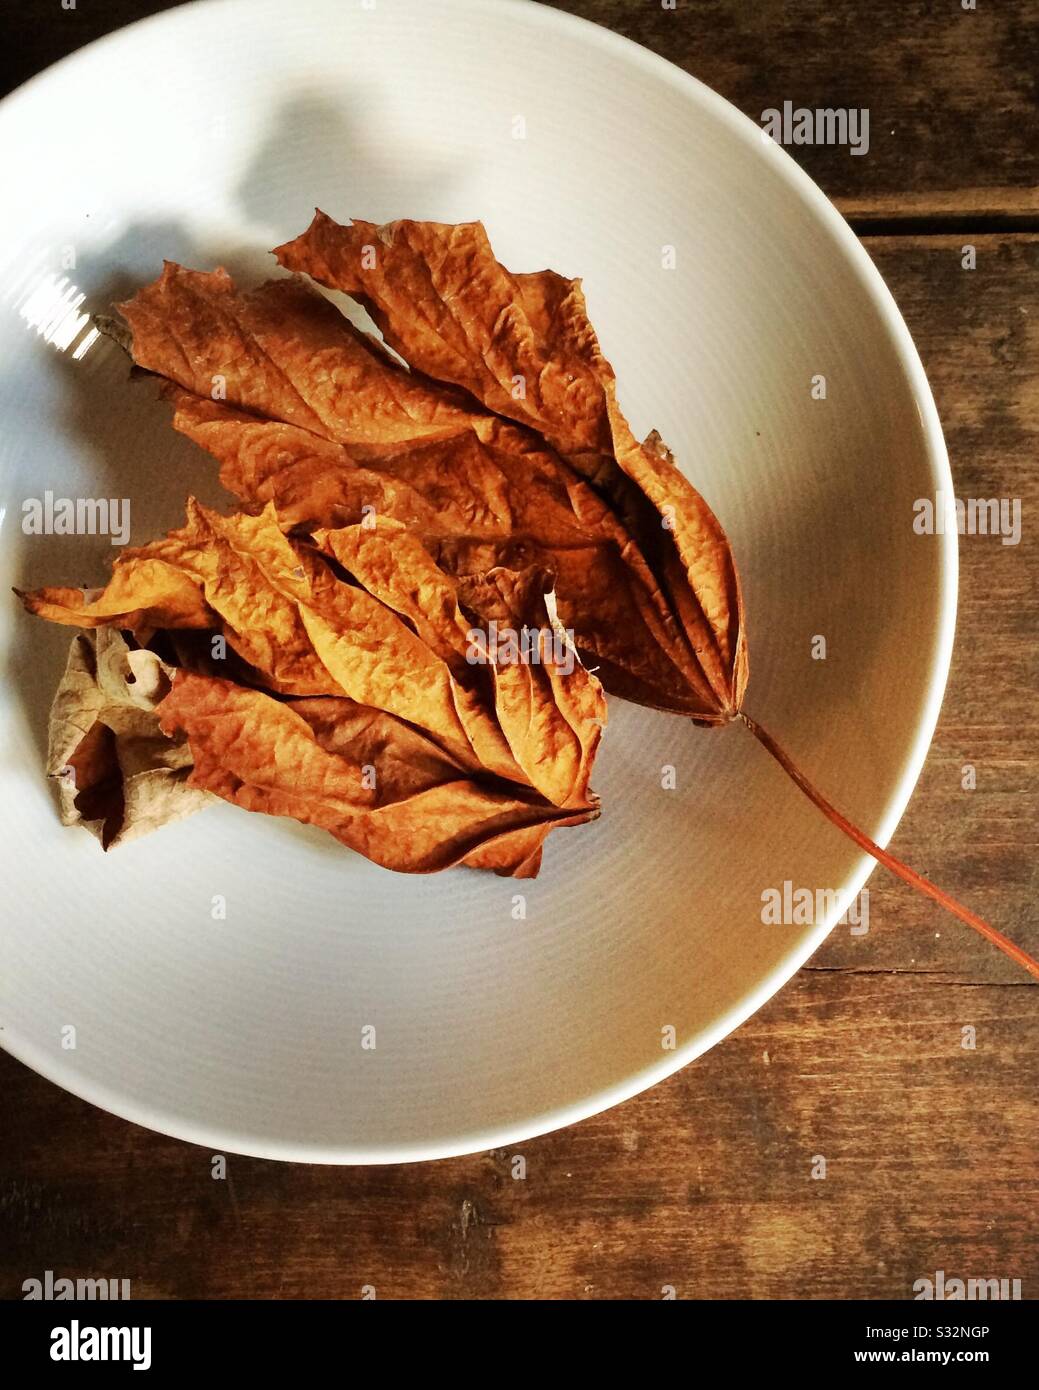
[0,0,953,1162]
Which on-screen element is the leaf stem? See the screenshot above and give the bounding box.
[739,710,1039,983]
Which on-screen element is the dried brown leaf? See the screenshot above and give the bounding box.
[117,262,718,714]
[275,213,747,719]
[157,673,596,877]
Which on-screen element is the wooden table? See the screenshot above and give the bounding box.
[1,0,1035,1300]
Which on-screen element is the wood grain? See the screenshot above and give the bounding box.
[0,2,1036,1303]
[1,968,1034,1299]
[546,0,1039,221]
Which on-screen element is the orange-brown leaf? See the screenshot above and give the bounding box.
[275,214,747,720]
[158,673,596,877]
[117,262,723,715]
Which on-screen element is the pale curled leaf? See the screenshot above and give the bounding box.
[48,629,211,848]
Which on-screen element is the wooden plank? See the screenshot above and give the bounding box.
[0,968,1034,1299]
[547,0,1039,220]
